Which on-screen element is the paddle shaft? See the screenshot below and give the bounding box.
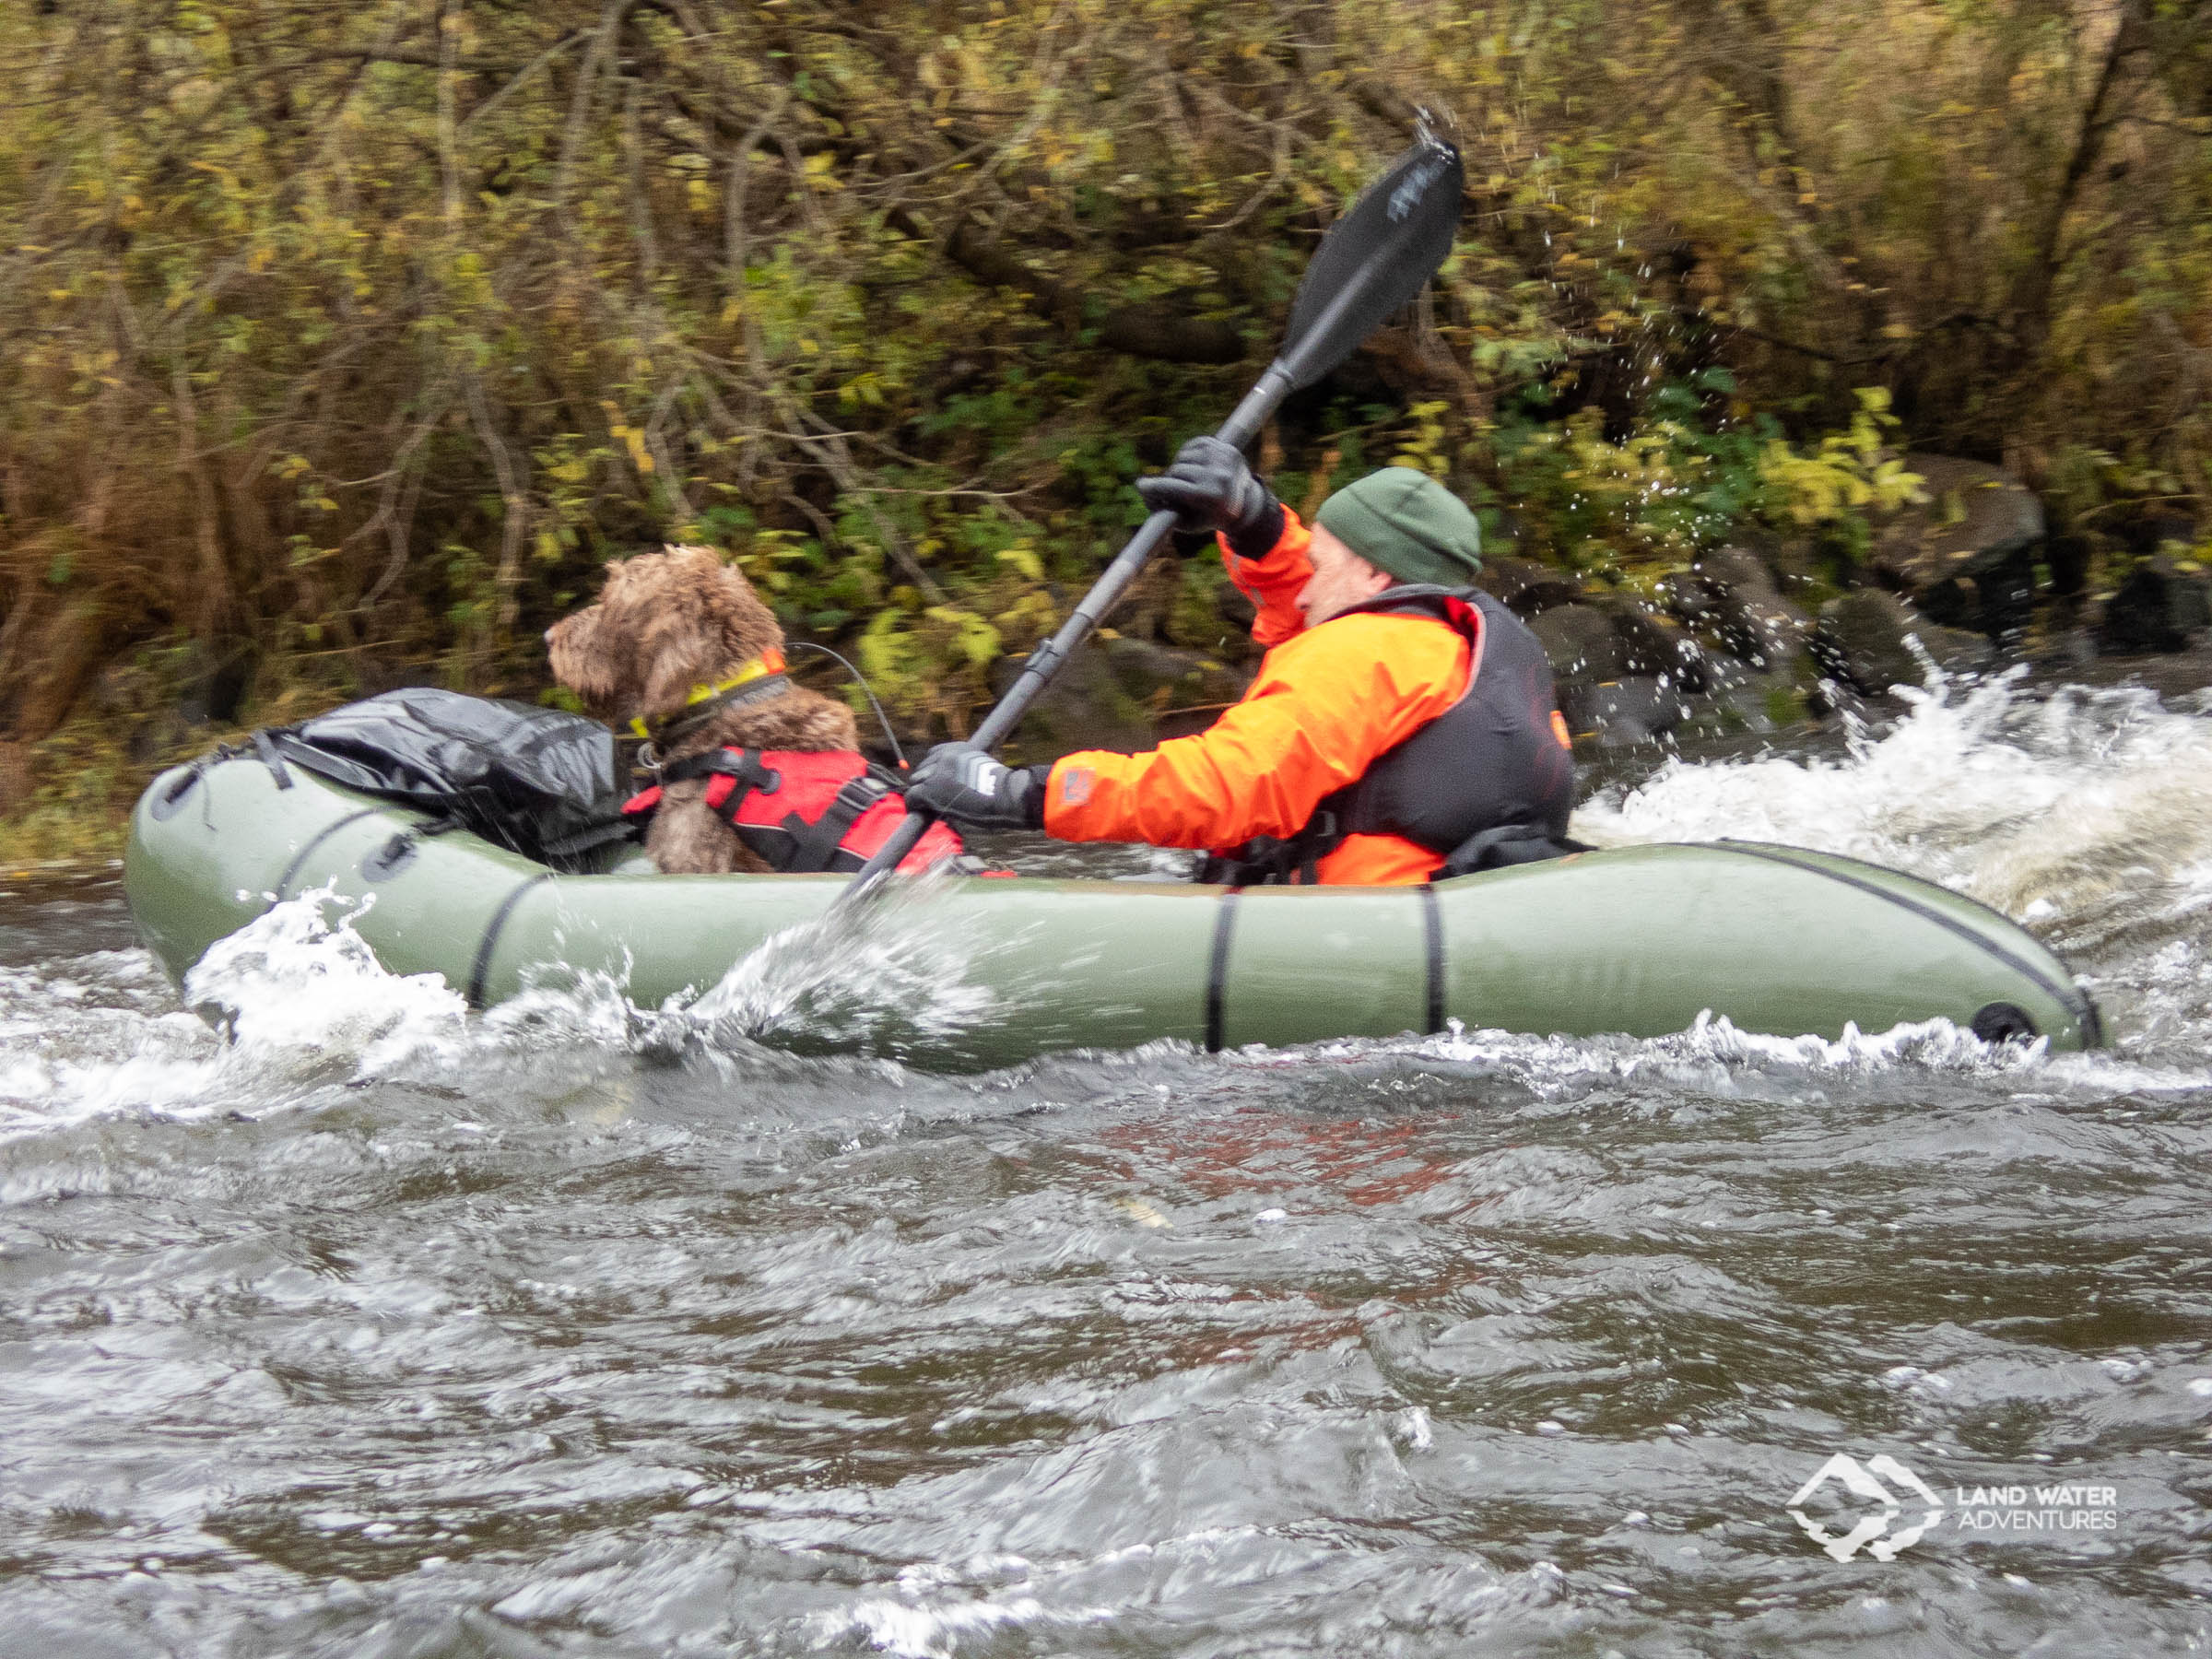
[851,360,1295,885]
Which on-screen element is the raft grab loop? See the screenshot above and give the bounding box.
[361,831,419,883]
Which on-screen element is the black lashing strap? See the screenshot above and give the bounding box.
[1205,887,1241,1053]
[779,775,889,874]
[466,872,554,1007]
[665,747,781,826]
[1418,883,1445,1035]
[273,808,383,903]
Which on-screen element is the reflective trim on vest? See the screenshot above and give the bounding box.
[620,748,964,875]
[1212,585,1576,885]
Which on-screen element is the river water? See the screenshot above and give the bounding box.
[3,669,2210,1656]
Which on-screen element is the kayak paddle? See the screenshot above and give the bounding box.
[846,132,1465,896]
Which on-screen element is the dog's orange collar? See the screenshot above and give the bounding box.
[626,648,789,742]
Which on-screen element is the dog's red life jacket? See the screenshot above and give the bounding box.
[620,747,965,875]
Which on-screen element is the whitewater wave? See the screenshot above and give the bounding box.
[1578,669,2212,912]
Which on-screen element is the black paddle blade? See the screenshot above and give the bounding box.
[1278,135,1464,391]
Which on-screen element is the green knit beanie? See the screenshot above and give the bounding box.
[1313,466,1483,587]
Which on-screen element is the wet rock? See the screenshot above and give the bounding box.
[1594,595,1711,693]
[1978,554,2042,645]
[1101,636,1249,705]
[1693,546,1781,600]
[1714,669,1809,734]
[2046,532,2094,599]
[1665,578,1724,636]
[1534,605,1690,746]
[1868,453,2045,637]
[1665,662,1808,738]
[1477,556,1582,617]
[1722,594,1812,673]
[1685,547,1812,672]
[1561,675,1691,747]
[1814,590,1991,695]
[1529,604,1630,684]
[2113,508,2201,559]
[1757,532,1828,600]
[1004,637,1249,757]
[2097,555,2212,654]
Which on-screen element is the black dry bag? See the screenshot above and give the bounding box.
[265,689,633,866]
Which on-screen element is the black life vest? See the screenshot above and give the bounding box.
[1201,585,1583,885]
[620,748,965,875]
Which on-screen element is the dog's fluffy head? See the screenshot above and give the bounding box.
[546,545,784,723]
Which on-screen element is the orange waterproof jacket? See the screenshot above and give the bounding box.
[1041,508,1474,884]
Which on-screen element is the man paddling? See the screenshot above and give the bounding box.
[905,440,1579,885]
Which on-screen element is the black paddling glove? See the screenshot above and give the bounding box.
[1136,436,1285,561]
[905,742,1049,832]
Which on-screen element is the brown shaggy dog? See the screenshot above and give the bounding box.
[546,545,861,874]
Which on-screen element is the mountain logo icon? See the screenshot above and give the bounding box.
[1786,1453,1946,1561]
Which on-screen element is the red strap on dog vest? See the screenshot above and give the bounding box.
[621,748,962,874]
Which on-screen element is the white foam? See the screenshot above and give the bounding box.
[823,1592,1112,1659]
[1571,670,2212,1066]
[0,888,474,1141]
[688,876,1004,1053]
[1238,1008,2206,1105]
[183,887,469,1073]
[1580,670,2212,913]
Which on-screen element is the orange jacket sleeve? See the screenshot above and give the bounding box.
[1218,507,1314,647]
[1041,611,1473,850]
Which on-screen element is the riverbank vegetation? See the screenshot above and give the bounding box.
[3,0,2209,863]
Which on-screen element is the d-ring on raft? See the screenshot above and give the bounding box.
[122,753,2102,1070]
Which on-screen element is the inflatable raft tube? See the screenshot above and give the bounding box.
[124,753,2101,1068]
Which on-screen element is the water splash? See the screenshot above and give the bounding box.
[688,876,1006,1057]
[1233,1008,2206,1104]
[1580,669,2212,904]
[0,874,1023,1142]
[0,889,476,1142]
[183,887,469,1073]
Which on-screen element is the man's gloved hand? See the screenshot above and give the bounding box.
[1136,436,1284,559]
[904,742,1049,832]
